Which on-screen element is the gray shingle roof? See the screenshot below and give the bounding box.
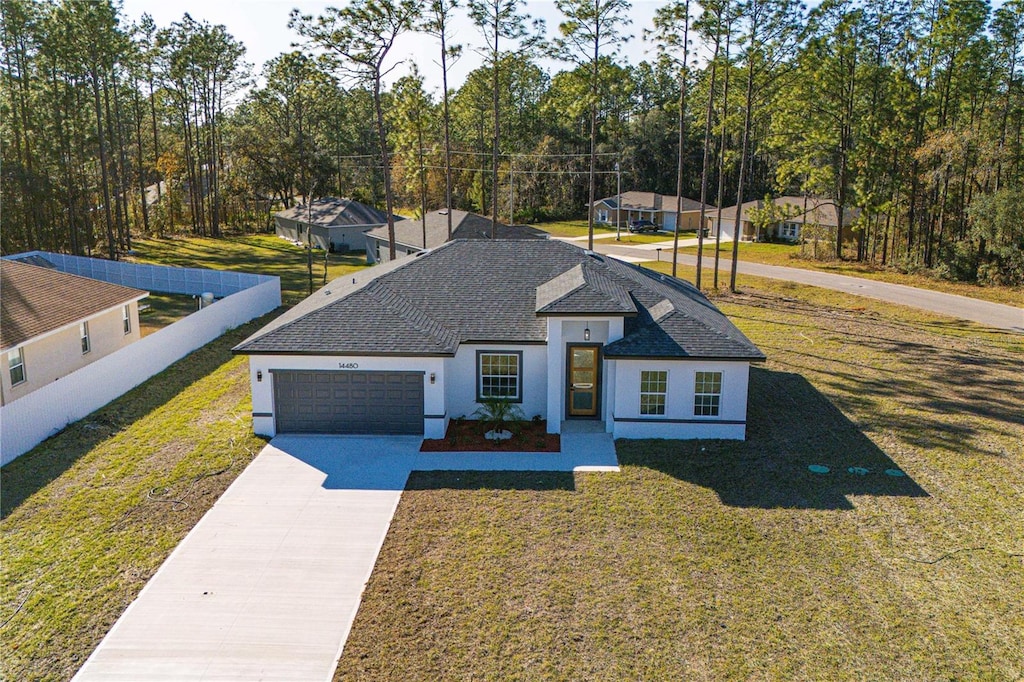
[364,209,547,250]
[234,239,764,360]
[275,197,388,227]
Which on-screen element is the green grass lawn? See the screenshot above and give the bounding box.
[675,241,1024,307]
[0,320,269,681]
[336,282,1023,680]
[139,293,197,335]
[129,233,371,305]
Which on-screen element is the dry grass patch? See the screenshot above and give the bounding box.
[337,284,1023,681]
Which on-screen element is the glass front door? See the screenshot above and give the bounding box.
[567,345,599,417]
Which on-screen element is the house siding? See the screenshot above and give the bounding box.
[545,317,624,434]
[1,302,141,406]
[275,218,375,252]
[611,359,750,440]
[445,344,548,421]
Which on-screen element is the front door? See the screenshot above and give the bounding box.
[567,345,600,417]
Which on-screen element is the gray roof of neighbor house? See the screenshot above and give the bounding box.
[1,259,147,351]
[275,197,389,227]
[714,196,862,227]
[593,191,712,213]
[364,209,547,250]
[234,239,764,361]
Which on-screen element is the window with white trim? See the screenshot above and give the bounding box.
[477,351,522,401]
[8,347,26,386]
[639,370,667,415]
[123,304,132,334]
[80,321,91,354]
[597,209,609,223]
[780,222,800,240]
[694,371,722,416]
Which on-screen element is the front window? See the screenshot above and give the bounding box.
[80,321,91,354]
[780,222,800,240]
[477,351,522,401]
[8,348,25,385]
[640,370,667,415]
[694,371,723,416]
[123,304,131,334]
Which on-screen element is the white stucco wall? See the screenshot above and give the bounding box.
[611,359,751,440]
[1,301,142,405]
[545,317,624,433]
[247,354,447,439]
[445,344,548,422]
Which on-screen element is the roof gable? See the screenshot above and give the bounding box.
[535,263,637,316]
[1,260,147,350]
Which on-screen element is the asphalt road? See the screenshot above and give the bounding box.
[590,241,1024,334]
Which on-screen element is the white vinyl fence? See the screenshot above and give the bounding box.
[1,254,281,465]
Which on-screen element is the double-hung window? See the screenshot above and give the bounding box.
[639,370,667,415]
[80,321,91,354]
[8,348,26,386]
[477,351,522,401]
[123,304,131,334]
[694,371,723,416]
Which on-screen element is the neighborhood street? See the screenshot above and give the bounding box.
[581,238,1024,333]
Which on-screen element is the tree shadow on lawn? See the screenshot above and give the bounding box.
[617,367,929,510]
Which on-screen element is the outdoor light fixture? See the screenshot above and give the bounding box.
[430,372,436,384]
[584,323,591,341]
[256,371,263,382]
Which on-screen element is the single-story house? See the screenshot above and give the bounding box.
[709,196,861,242]
[0,259,147,405]
[364,209,547,264]
[590,191,715,232]
[274,197,398,253]
[234,239,765,441]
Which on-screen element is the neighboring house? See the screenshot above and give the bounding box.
[709,196,862,243]
[234,239,765,441]
[274,197,396,253]
[590,191,715,232]
[0,260,147,405]
[364,209,548,264]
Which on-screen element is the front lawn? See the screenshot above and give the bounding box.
[336,284,1023,680]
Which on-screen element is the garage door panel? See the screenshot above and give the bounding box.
[274,370,424,434]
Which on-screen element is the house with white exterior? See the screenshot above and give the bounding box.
[234,239,764,441]
[274,197,398,253]
[590,191,715,232]
[0,259,147,405]
[364,209,547,264]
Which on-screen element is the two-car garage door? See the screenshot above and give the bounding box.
[273,370,424,435]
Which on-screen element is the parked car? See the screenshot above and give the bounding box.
[628,219,659,233]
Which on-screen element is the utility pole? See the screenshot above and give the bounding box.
[615,161,622,241]
[508,155,515,226]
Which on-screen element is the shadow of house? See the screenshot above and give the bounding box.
[617,367,929,510]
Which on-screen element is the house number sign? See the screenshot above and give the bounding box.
[338,362,360,369]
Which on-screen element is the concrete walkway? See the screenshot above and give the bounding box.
[74,431,618,682]
[593,242,1024,333]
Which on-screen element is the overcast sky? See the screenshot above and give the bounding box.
[121,0,667,96]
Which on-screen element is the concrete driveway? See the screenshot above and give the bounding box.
[74,433,617,682]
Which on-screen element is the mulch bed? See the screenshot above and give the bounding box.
[420,419,560,452]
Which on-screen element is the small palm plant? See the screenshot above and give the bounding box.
[473,398,527,440]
